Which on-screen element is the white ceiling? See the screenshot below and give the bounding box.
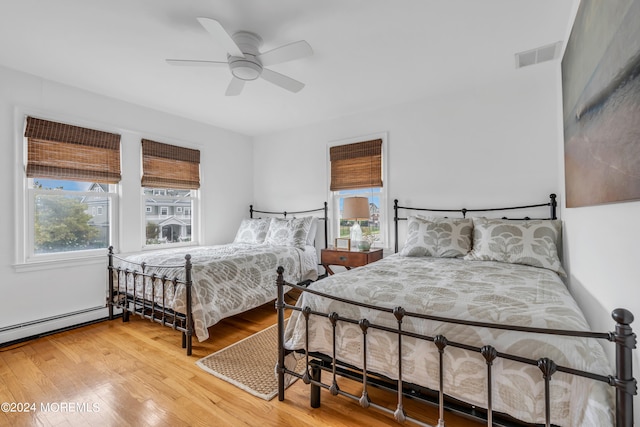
[0,0,575,137]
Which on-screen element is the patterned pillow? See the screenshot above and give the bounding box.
[233,218,271,244]
[463,217,566,276]
[264,216,314,248]
[400,216,473,258]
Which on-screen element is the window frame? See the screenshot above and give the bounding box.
[332,187,386,249]
[327,132,389,251]
[140,138,201,249]
[14,110,121,268]
[26,180,119,262]
[141,187,199,249]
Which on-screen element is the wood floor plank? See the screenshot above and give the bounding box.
[0,301,482,426]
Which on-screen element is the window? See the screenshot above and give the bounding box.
[335,187,384,242]
[29,180,116,255]
[23,116,121,260]
[329,136,386,249]
[141,139,200,247]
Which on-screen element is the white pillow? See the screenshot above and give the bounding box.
[233,218,271,244]
[400,216,473,258]
[306,217,318,246]
[463,217,566,276]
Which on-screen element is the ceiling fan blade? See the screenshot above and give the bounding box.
[258,40,313,66]
[166,59,228,66]
[225,77,245,96]
[261,68,305,93]
[196,17,244,58]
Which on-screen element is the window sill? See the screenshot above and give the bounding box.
[141,241,198,251]
[13,254,106,273]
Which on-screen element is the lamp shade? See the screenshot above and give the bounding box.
[343,197,369,220]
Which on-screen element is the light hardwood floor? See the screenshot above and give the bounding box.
[0,298,483,427]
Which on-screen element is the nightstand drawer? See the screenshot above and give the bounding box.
[322,250,369,267]
[321,248,383,275]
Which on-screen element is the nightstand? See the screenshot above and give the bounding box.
[321,248,383,275]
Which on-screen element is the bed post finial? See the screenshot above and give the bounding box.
[611,308,636,427]
[250,204,254,218]
[549,194,557,219]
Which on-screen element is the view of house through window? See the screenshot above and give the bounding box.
[141,139,200,247]
[143,188,194,245]
[29,179,114,254]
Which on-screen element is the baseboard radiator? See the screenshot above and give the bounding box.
[0,306,112,347]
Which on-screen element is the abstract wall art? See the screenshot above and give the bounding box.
[562,0,640,207]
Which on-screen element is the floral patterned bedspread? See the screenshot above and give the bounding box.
[116,243,318,341]
[284,254,614,426]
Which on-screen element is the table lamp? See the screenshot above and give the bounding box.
[342,197,370,250]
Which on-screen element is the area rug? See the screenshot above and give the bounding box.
[196,323,306,401]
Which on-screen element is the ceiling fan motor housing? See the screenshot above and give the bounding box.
[229,31,263,80]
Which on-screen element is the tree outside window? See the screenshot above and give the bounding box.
[31,180,112,254]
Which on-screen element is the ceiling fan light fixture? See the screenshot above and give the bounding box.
[167,18,312,95]
[229,58,262,80]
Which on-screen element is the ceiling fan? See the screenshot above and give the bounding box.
[166,17,313,96]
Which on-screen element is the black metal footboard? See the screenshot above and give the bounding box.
[275,267,637,427]
[107,246,194,355]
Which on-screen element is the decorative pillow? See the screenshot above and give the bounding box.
[399,216,473,258]
[264,216,314,248]
[233,218,271,244]
[306,217,318,246]
[463,217,566,276]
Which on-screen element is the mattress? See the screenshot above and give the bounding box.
[284,254,613,426]
[116,242,318,341]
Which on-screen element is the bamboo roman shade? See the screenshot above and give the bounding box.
[141,139,200,189]
[330,139,383,191]
[24,116,122,183]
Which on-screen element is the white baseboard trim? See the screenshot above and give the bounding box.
[0,306,111,345]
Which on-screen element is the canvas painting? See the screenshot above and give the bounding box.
[562,0,640,207]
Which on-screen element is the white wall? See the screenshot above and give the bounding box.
[0,65,253,342]
[253,62,561,246]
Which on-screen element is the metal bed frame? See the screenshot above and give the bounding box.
[276,194,637,426]
[107,203,328,355]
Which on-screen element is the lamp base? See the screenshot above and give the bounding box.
[350,222,362,249]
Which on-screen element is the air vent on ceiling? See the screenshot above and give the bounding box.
[515,41,563,69]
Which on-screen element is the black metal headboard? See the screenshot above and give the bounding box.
[393,194,557,253]
[249,202,329,249]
